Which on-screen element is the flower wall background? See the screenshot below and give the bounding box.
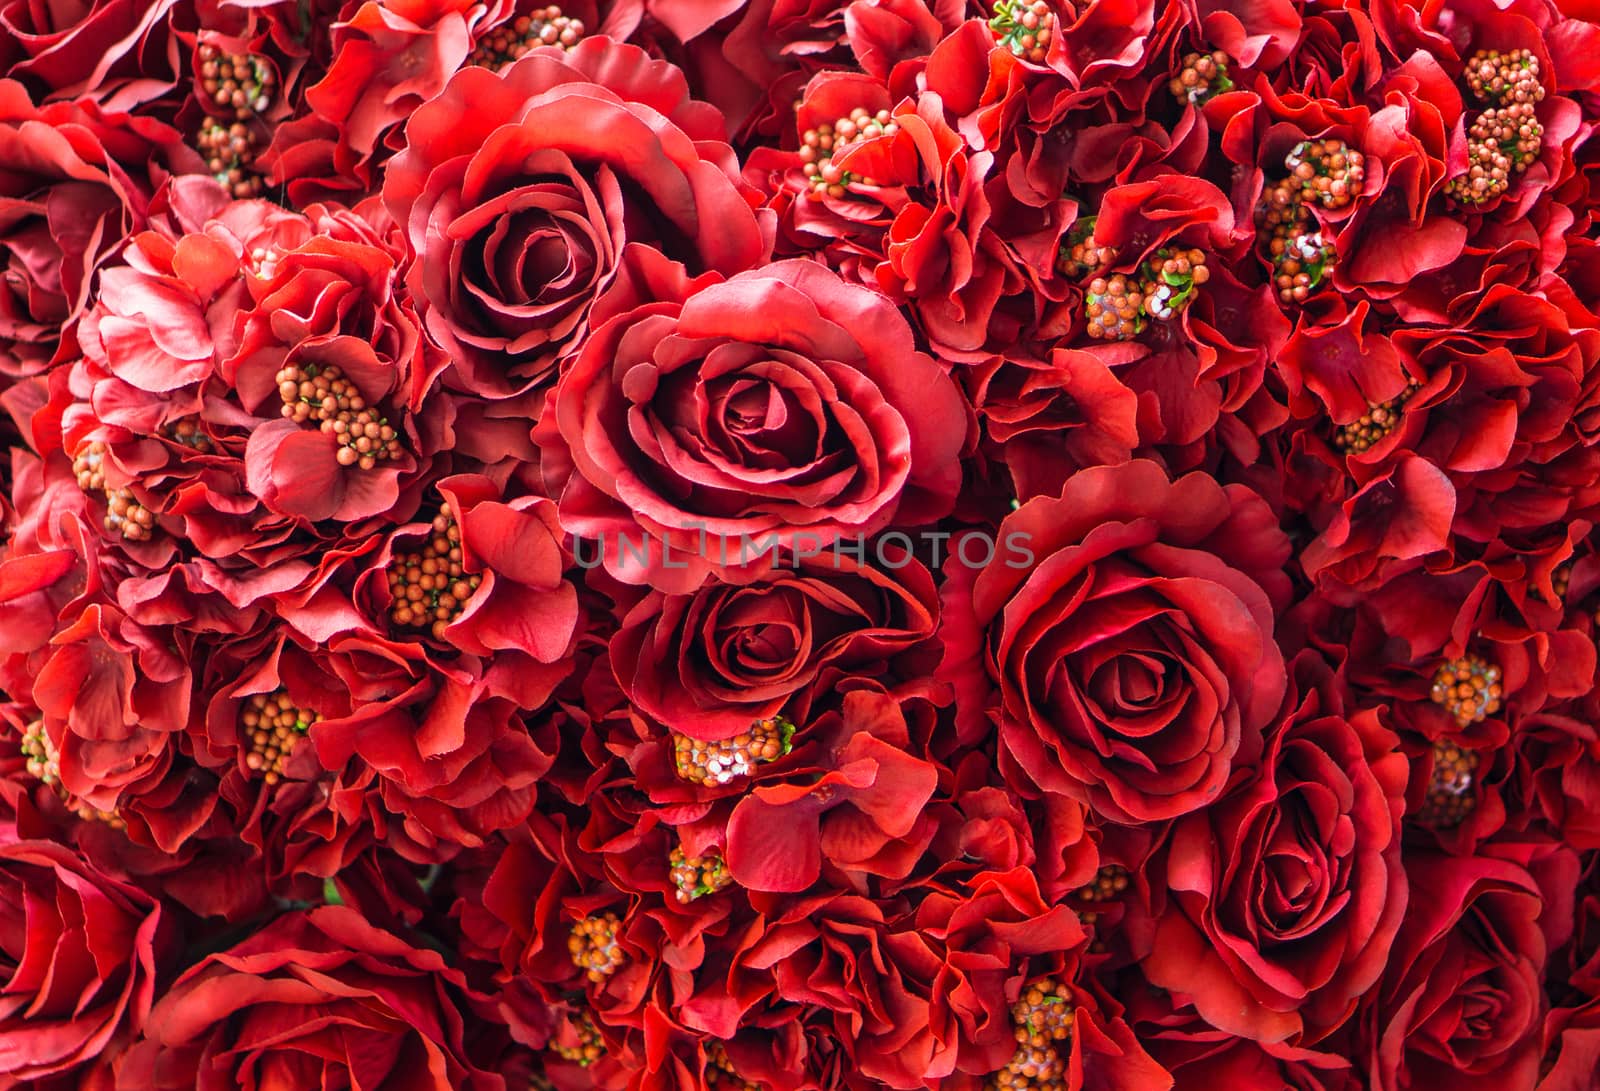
[2,0,1600,1088]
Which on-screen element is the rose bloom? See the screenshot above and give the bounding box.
[384,37,772,399]
[537,248,966,591]
[1364,845,1576,1091]
[1145,654,1409,1043]
[940,459,1289,822]
[0,839,172,1085]
[610,540,939,740]
[116,907,505,1090]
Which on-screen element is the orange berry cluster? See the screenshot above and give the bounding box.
[194,43,274,199]
[1285,139,1365,211]
[1258,180,1336,305]
[1332,377,1423,454]
[669,844,733,903]
[1074,864,1130,905]
[1429,654,1504,727]
[1446,55,1545,207]
[73,441,156,542]
[198,119,265,199]
[240,690,319,785]
[672,717,793,787]
[20,720,126,829]
[799,107,899,200]
[1075,866,1129,953]
[275,362,403,470]
[1169,50,1233,104]
[166,417,213,453]
[197,43,276,121]
[987,979,1076,1091]
[1416,738,1479,829]
[1057,218,1114,279]
[990,1,1055,64]
[387,505,482,640]
[1463,48,1544,107]
[468,7,586,70]
[1084,273,1145,341]
[551,1011,604,1066]
[569,912,626,983]
[1139,247,1209,320]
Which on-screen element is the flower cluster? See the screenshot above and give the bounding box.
[3,1,1600,1089]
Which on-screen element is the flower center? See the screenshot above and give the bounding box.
[989,1,1056,65]
[387,504,481,640]
[1417,738,1479,829]
[20,718,59,785]
[1085,274,1145,341]
[20,719,126,829]
[166,417,214,453]
[799,108,899,200]
[1057,217,1114,279]
[1139,247,1209,321]
[671,717,794,787]
[1258,172,1341,304]
[1285,139,1365,210]
[1464,48,1544,107]
[276,362,404,469]
[1332,377,1422,454]
[568,912,626,982]
[987,978,1075,1090]
[550,1011,604,1066]
[1445,59,1545,209]
[1429,654,1503,727]
[669,844,734,903]
[241,689,318,785]
[469,6,587,70]
[73,441,156,542]
[197,43,277,121]
[1169,50,1234,105]
[1074,864,1130,904]
[198,119,265,200]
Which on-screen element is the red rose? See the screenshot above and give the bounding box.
[117,907,506,1090]
[0,839,172,1085]
[383,38,773,398]
[1364,846,1574,1091]
[1145,657,1409,1042]
[538,248,966,591]
[610,540,939,740]
[940,459,1289,822]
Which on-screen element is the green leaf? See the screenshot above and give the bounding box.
[323,878,344,906]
